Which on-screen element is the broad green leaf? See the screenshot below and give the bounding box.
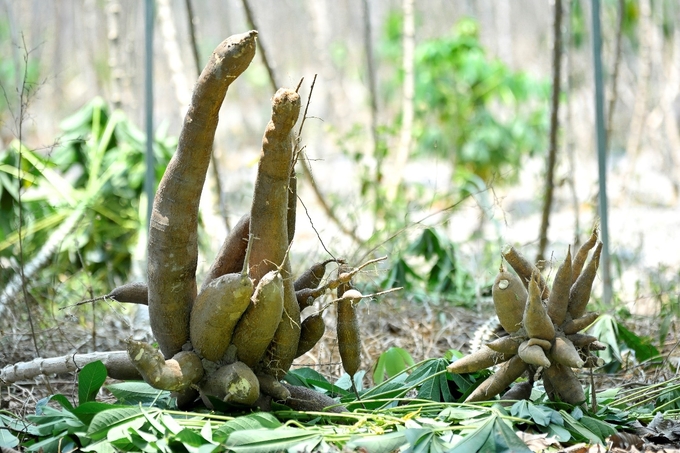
[404,427,452,453]
[72,401,126,425]
[346,431,408,453]
[616,322,660,363]
[106,416,146,442]
[373,347,416,385]
[213,412,282,441]
[171,428,212,448]
[547,423,571,442]
[26,432,77,453]
[78,360,108,405]
[284,367,330,388]
[81,441,117,453]
[46,394,74,412]
[87,407,147,441]
[560,410,603,444]
[449,415,531,453]
[579,416,617,441]
[225,427,322,453]
[0,416,20,448]
[439,406,487,422]
[335,370,366,393]
[160,413,183,435]
[105,381,171,405]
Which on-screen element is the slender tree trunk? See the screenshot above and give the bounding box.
[606,0,625,150]
[624,0,652,182]
[386,0,415,202]
[536,0,564,263]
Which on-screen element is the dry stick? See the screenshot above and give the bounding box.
[10,41,41,358]
[0,351,141,384]
[241,0,278,94]
[148,31,256,358]
[293,75,363,246]
[536,0,563,263]
[183,0,202,77]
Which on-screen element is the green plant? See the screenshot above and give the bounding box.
[382,227,477,305]
[0,96,174,307]
[387,16,549,185]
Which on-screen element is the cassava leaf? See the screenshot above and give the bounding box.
[615,322,660,363]
[0,416,20,448]
[213,413,282,442]
[449,415,531,453]
[78,360,108,405]
[373,347,415,385]
[225,427,322,453]
[346,431,408,453]
[87,407,147,441]
[579,416,617,441]
[105,381,171,406]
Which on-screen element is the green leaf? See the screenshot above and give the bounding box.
[71,401,125,425]
[404,427,452,453]
[579,416,617,441]
[225,427,322,453]
[560,410,603,444]
[439,406,488,422]
[78,360,108,405]
[345,431,408,453]
[616,322,660,363]
[87,407,147,441]
[213,413,282,442]
[449,415,531,453]
[373,347,415,384]
[0,416,20,448]
[171,428,212,448]
[283,367,331,388]
[106,381,171,406]
[46,394,74,412]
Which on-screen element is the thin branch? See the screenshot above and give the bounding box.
[183,0,202,76]
[536,0,564,262]
[241,0,279,92]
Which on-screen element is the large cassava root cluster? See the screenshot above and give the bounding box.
[447,229,606,405]
[93,31,383,411]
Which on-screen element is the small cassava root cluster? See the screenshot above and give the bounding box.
[94,31,385,411]
[447,229,606,405]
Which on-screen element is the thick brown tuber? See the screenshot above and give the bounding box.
[448,230,605,404]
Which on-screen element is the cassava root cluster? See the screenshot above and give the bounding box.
[447,229,606,405]
[96,31,385,411]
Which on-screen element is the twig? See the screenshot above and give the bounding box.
[241,0,278,92]
[183,0,202,76]
[536,0,563,263]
